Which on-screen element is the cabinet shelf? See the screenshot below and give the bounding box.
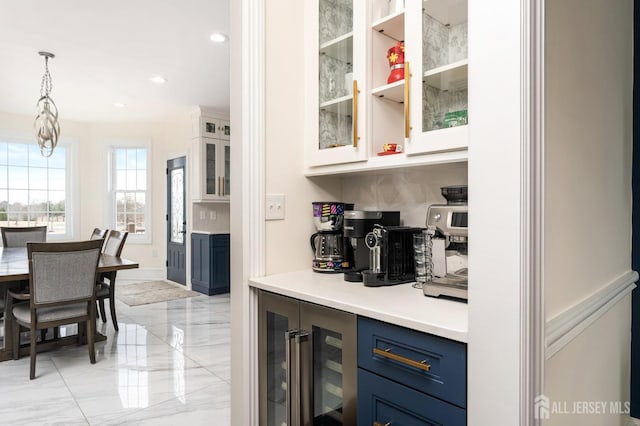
[320,32,353,63]
[371,79,405,103]
[423,59,468,91]
[319,95,353,113]
[371,10,405,41]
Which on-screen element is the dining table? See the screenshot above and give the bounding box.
[0,246,139,361]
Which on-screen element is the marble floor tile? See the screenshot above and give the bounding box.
[0,286,231,425]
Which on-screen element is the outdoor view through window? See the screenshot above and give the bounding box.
[113,147,147,236]
[0,141,66,234]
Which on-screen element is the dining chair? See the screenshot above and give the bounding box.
[96,230,128,331]
[7,239,103,379]
[0,226,47,322]
[1,225,47,247]
[90,228,108,240]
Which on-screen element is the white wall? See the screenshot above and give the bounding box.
[0,110,193,275]
[263,0,343,275]
[545,0,633,318]
[544,0,633,424]
[545,297,632,426]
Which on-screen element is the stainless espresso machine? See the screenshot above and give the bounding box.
[423,185,468,300]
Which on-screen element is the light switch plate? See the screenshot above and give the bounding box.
[266,194,285,220]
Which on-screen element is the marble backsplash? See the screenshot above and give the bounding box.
[340,162,468,227]
[319,0,353,45]
[192,203,230,233]
[423,85,468,131]
[423,13,468,71]
[319,55,352,104]
[319,108,352,149]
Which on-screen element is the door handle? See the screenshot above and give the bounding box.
[404,61,411,140]
[295,330,311,426]
[285,329,299,426]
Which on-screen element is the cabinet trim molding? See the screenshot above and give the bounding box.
[545,270,638,359]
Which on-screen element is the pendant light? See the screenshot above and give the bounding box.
[34,51,60,157]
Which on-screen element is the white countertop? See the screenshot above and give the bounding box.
[191,230,230,235]
[249,269,468,343]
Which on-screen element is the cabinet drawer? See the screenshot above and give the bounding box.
[358,317,466,408]
[358,368,466,426]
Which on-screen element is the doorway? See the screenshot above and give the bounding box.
[167,156,187,285]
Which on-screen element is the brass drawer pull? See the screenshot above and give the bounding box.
[404,60,410,139]
[373,347,431,371]
[352,79,360,148]
[374,422,391,426]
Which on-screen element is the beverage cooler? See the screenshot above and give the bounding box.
[258,290,357,426]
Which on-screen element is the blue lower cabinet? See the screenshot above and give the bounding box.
[358,368,466,426]
[358,316,467,408]
[191,233,230,295]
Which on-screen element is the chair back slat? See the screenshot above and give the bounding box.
[103,230,128,257]
[28,240,103,306]
[1,226,47,247]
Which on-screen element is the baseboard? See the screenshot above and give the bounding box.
[117,267,165,282]
[545,270,638,359]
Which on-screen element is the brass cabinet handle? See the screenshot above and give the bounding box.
[404,61,410,139]
[374,422,391,426]
[352,79,360,148]
[285,330,298,426]
[373,347,431,371]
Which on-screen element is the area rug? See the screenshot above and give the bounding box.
[116,280,200,306]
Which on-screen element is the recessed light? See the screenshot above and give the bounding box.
[210,33,227,43]
[150,76,167,84]
[113,102,126,108]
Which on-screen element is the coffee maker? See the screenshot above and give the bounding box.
[310,202,354,272]
[362,225,423,286]
[342,210,400,282]
[423,185,468,300]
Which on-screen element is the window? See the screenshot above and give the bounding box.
[0,141,69,237]
[111,147,150,242]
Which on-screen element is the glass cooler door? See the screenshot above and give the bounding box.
[259,291,301,426]
[300,302,357,426]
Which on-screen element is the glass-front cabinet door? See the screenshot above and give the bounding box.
[305,0,367,168]
[222,142,230,198]
[205,142,217,197]
[192,138,230,202]
[406,0,469,155]
[258,291,357,426]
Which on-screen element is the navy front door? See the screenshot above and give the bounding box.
[167,156,187,285]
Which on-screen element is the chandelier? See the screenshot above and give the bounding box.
[34,51,60,157]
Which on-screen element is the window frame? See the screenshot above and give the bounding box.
[108,143,152,244]
[0,132,77,241]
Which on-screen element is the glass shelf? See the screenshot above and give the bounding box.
[423,59,468,91]
[320,32,354,62]
[371,80,405,103]
[371,10,405,41]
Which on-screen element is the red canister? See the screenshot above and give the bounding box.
[386,41,405,84]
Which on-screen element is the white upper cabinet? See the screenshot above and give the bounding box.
[191,111,231,203]
[405,0,468,155]
[303,0,469,176]
[304,0,368,167]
